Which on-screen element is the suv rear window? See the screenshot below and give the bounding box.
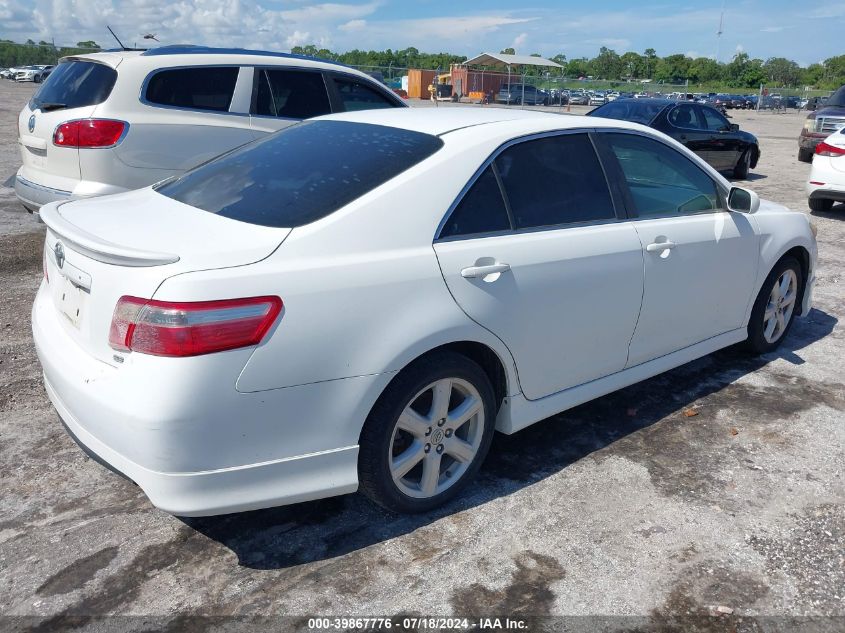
[156,120,444,227]
[30,60,117,110]
[145,67,239,112]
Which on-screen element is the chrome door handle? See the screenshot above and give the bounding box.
[646,241,676,252]
[461,263,511,278]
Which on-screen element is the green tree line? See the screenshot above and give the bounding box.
[3,39,842,90]
[293,43,845,90]
[0,39,100,67]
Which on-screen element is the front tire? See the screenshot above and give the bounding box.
[809,197,833,212]
[358,351,496,513]
[745,257,802,354]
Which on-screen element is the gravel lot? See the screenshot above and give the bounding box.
[1,80,843,631]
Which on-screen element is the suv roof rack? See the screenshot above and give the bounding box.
[141,45,347,67]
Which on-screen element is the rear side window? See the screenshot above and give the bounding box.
[495,134,616,229]
[30,61,117,110]
[440,165,511,238]
[253,69,331,119]
[156,120,443,227]
[332,77,397,111]
[145,67,239,112]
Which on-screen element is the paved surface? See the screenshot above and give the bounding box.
[0,80,843,631]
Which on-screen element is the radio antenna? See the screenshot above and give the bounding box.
[107,25,127,50]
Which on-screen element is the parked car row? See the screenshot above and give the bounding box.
[1,64,54,82]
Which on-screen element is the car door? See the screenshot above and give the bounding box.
[433,132,645,400]
[249,67,332,134]
[697,105,743,170]
[596,131,759,367]
[664,103,722,168]
[121,66,255,173]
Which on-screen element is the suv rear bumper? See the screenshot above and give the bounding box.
[15,167,129,212]
[15,174,71,212]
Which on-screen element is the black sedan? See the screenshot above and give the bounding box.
[588,99,759,179]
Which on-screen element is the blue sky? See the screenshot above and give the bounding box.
[1,1,843,66]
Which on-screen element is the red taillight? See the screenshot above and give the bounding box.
[815,141,845,157]
[108,296,282,357]
[53,119,127,148]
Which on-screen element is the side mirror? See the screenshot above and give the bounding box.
[729,123,739,132]
[728,186,760,213]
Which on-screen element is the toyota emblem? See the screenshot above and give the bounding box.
[54,242,65,269]
[28,114,35,133]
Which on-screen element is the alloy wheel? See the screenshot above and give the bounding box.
[763,269,798,343]
[388,377,484,498]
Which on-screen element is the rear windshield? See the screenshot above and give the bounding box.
[827,86,845,107]
[156,120,444,227]
[588,100,666,125]
[30,60,117,110]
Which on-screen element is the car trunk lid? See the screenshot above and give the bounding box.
[39,190,290,366]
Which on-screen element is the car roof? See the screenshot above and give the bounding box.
[318,106,651,137]
[60,46,365,76]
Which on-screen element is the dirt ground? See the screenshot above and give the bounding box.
[0,80,843,632]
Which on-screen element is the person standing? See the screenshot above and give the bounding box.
[429,78,438,107]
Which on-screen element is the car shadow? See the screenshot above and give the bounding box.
[182,308,837,570]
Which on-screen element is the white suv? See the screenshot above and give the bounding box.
[15,46,405,211]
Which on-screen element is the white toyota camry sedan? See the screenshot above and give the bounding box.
[33,108,817,516]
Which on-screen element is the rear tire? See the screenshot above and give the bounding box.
[808,197,833,212]
[733,149,751,179]
[798,148,813,163]
[358,351,496,513]
[745,257,802,355]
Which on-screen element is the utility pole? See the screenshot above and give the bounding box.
[716,0,725,62]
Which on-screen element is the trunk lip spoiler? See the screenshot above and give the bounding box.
[39,202,180,267]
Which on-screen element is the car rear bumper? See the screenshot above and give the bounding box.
[15,174,72,212]
[32,281,369,516]
[15,166,130,212]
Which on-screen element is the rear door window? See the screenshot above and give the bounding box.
[145,67,239,112]
[494,133,617,229]
[156,120,443,227]
[331,77,398,111]
[253,69,331,119]
[30,60,117,110]
[439,165,511,239]
[667,104,702,129]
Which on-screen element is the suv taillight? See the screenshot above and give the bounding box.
[815,141,845,157]
[109,296,282,357]
[53,119,127,148]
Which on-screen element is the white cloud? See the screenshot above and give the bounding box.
[511,32,527,51]
[586,38,631,50]
[285,30,312,48]
[760,26,784,33]
[339,19,366,32]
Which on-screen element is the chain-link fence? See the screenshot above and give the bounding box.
[754,85,835,113]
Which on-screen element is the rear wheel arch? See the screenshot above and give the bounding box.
[370,340,511,424]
